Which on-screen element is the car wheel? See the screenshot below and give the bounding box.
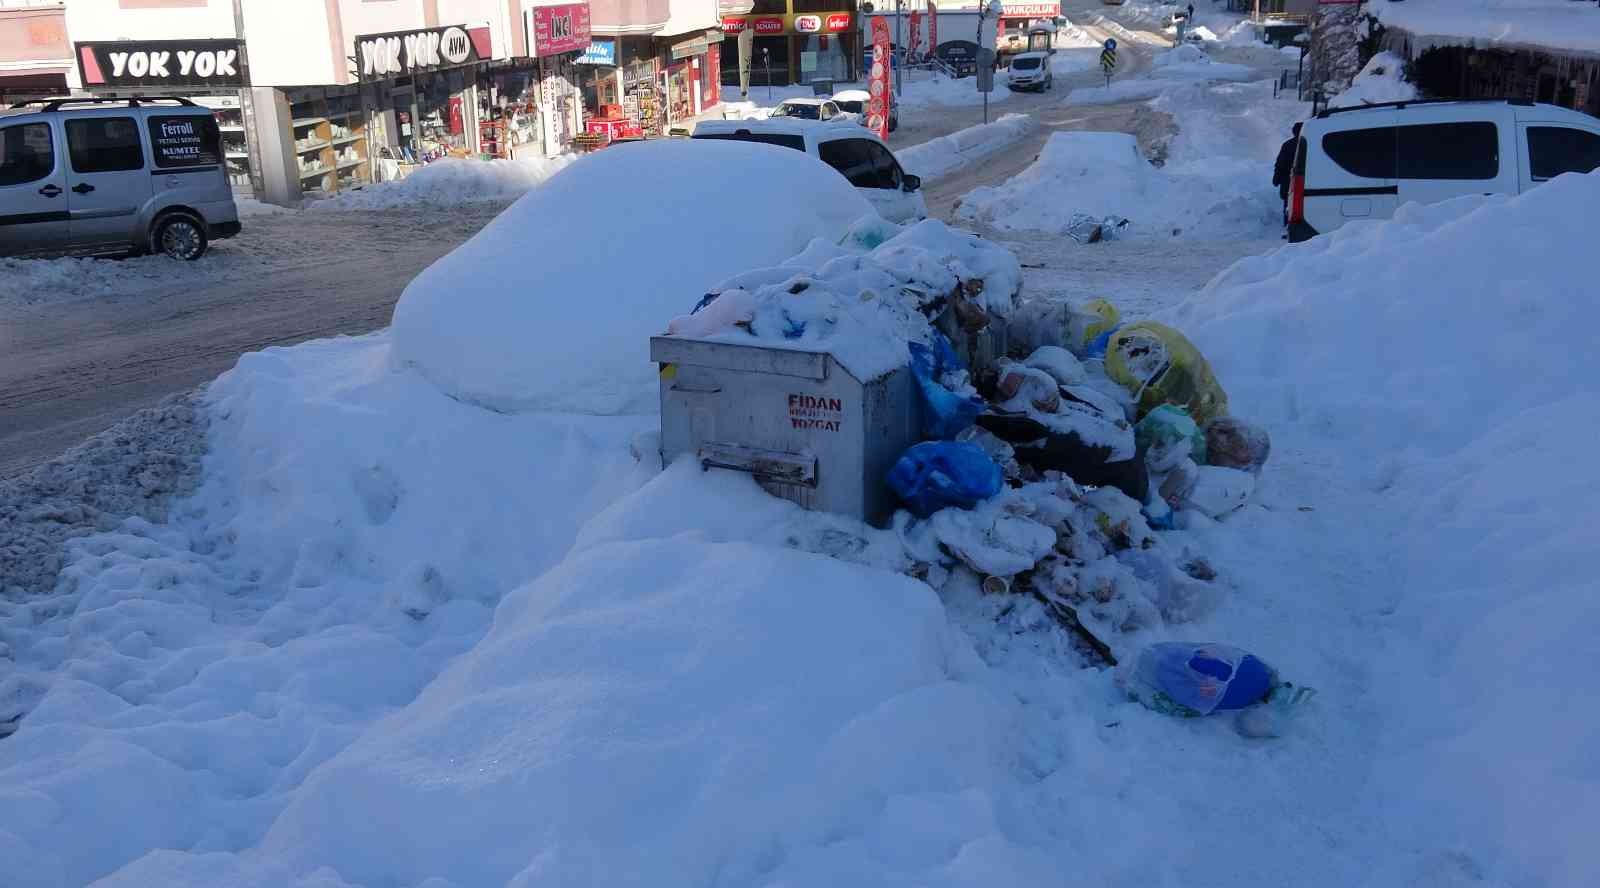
[152,214,208,261]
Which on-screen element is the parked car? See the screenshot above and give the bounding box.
[1006,52,1054,92]
[829,89,899,133]
[0,96,240,260]
[769,98,857,125]
[691,119,927,223]
[1289,98,1600,242]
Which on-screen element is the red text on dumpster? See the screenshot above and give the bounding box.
[788,393,843,432]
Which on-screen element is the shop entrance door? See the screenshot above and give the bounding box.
[391,88,417,162]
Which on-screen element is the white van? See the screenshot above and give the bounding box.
[0,96,240,259]
[1288,98,1600,242]
[691,118,928,223]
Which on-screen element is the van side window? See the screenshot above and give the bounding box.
[1322,127,1396,179]
[863,141,903,189]
[1398,122,1498,180]
[146,114,222,168]
[66,117,145,173]
[1527,127,1600,181]
[0,123,55,187]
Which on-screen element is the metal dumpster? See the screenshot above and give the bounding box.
[650,336,922,527]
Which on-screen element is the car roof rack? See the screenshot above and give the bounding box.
[1315,96,1534,119]
[9,96,198,112]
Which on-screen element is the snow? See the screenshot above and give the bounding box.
[666,219,1022,382]
[1145,43,1255,82]
[1369,0,1600,57]
[308,154,576,211]
[1327,51,1418,109]
[390,139,873,415]
[898,113,1038,181]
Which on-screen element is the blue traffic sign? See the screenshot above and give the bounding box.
[1104,37,1117,51]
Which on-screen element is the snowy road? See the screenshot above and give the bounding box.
[0,206,504,479]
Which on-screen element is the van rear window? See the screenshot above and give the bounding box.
[1527,126,1600,181]
[147,114,222,168]
[691,131,806,151]
[1398,122,1498,180]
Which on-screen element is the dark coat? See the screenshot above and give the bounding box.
[1272,137,1297,200]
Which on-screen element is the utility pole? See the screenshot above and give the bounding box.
[231,0,265,198]
[894,0,904,98]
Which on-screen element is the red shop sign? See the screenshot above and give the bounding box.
[528,2,592,58]
[825,13,851,32]
[722,17,747,32]
[794,14,822,33]
[753,17,784,34]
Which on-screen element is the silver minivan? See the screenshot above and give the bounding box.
[0,97,240,260]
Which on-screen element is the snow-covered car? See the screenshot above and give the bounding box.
[1006,52,1053,92]
[691,119,927,223]
[1289,98,1600,242]
[769,98,857,125]
[829,89,898,133]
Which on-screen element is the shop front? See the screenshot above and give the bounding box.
[663,29,722,127]
[720,5,854,87]
[356,23,496,180]
[999,2,1061,53]
[522,2,592,156]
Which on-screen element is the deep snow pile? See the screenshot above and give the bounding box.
[966,79,1304,239]
[391,139,872,415]
[1368,0,1600,56]
[309,154,575,210]
[1168,171,1600,884]
[898,114,1038,182]
[1145,43,1255,82]
[1326,51,1417,109]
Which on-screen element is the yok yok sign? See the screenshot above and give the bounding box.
[357,25,492,79]
[76,40,243,88]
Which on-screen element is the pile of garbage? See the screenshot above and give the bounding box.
[663,223,1303,732]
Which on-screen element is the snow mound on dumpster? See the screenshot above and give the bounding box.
[1169,171,1600,883]
[665,219,1022,381]
[390,139,874,414]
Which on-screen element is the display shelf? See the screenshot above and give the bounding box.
[292,116,328,128]
[299,165,331,179]
[295,140,330,154]
[226,151,249,159]
[336,158,365,171]
[332,134,363,146]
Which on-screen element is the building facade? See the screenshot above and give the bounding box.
[0,0,71,100]
[23,0,592,204]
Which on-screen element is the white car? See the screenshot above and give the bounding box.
[691,119,927,223]
[1006,52,1053,92]
[1289,98,1600,242]
[829,89,898,133]
[768,98,858,125]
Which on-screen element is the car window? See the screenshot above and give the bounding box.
[863,141,903,189]
[833,99,864,114]
[1321,126,1396,179]
[1012,57,1040,70]
[1527,126,1600,181]
[0,122,55,187]
[1397,121,1498,180]
[66,116,144,173]
[146,114,222,168]
[774,103,819,120]
[817,138,878,188]
[692,131,807,151]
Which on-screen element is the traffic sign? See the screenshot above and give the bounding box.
[1100,43,1118,87]
[1103,37,1117,52]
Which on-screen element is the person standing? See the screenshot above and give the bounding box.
[1273,122,1303,225]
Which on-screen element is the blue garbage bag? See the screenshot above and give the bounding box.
[908,333,984,440]
[1120,642,1279,717]
[886,441,1003,517]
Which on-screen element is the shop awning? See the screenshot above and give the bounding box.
[655,7,721,43]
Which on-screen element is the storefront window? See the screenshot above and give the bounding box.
[800,34,851,84]
[414,69,469,161]
[581,66,620,118]
[480,67,544,159]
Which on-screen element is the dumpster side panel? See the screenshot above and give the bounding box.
[860,366,923,526]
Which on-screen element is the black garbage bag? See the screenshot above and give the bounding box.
[976,411,1149,503]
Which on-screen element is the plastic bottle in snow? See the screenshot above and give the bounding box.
[1119,642,1278,717]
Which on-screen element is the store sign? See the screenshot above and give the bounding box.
[794,15,822,34]
[357,25,491,79]
[670,36,710,60]
[1002,3,1060,16]
[722,17,747,33]
[825,13,851,33]
[754,17,784,34]
[76,40,243,88]
[576,38,616,66]
[529,3,593,58]
[724,14,843,35]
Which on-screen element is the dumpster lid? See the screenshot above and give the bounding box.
[651,336,830,381]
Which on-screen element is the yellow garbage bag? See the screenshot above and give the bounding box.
[1105,321,1229,425]
[1066,298,1120,356]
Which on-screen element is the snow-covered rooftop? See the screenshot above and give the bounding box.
[1370,0,1600,58]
